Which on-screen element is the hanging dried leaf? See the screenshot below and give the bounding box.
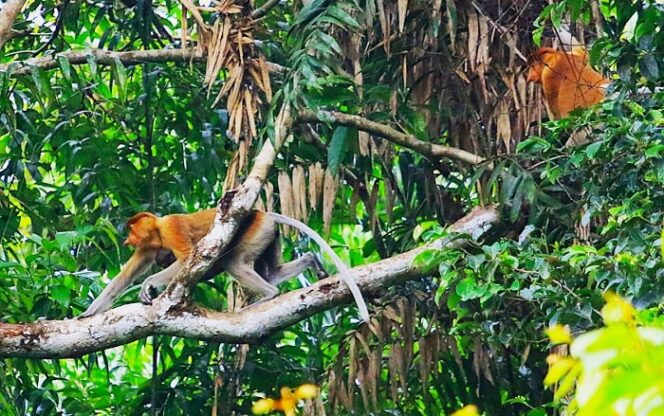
[307,164,319,212]
[496,98,512,153]
[367,317,385,342]
[347,335,357,405]
[388,346,400,403]
[382,305,401,323]
[292,166,307,222]
[278,171,294,234]
[314,395,326,416]
[358,131,370,156]
[467,10,478,72]
[328,369,339,411]
[258,56,272,102]
[368,349,381,410]
[244,88,258,139]
[376,0,389,55]
[264,181,274,213]
[322,169,339,235]
[223,150,240,192]
[397,298,414,367]
[179,0,209,34]
[180,4,188,50]
[397,0,408,33]
[419,335,431,395]
[445,0,456,50]
[356,360,370,411]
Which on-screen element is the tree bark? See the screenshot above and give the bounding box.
[0,206,498,359]
[0,0,27,49]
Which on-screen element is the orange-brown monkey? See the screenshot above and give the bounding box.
[527,47,610,118]
[80,209,370,321]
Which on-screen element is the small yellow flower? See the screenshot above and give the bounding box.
[545,324,573,344]
[451,404,479,416]
[601,292,636,325]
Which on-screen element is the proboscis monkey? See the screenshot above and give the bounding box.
[527,47,610,119]
[80,209,370,321]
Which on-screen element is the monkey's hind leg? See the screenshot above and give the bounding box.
[264,252,328,285]
[225,261,279,301]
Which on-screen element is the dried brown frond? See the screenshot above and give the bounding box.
[277,171,294,234]
[223,150,240,192]
[292,165,307,222]
[322,169,339,235]
[264,181,274,212]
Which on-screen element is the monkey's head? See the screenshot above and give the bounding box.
[526,47,558,83]
[125,212,161,248]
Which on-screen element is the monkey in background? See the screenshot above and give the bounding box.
[527,46,610,119]
[79,209,370,322]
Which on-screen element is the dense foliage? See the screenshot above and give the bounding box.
[1,0,662,415]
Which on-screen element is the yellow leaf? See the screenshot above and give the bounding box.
[601,292,636,325]
[451,404,480,416]
[553,364,581,401]
[252,398,275,415]
[294,384,319,400]
[544,356,576,386]
[546,324,573,344]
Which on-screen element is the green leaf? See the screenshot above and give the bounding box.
[327,5,360,29]
[585,141,603,159]
[51,285,71,306]
[327,126,349,175]
[640,54,659,81]
[57,56,73,81]
[517,137,552,153]
[645,144,664,158]
[456,277,484,301]
[111,59,128,102]
[55,231,77,250]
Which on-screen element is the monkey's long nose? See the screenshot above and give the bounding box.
[123,238,130,246]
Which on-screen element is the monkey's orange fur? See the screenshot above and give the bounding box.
[527,47,609,118]
[126,209,217,260]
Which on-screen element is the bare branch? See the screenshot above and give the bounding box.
[0,206,499,359]
[0,0,27,49]
[251,0,281,19]
[0,47,285,76]
[297,109,487,166]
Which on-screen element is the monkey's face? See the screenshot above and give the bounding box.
[125,217,160,248]
[526,63,543,83]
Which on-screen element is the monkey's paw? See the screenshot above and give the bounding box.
[139,282,159,304]
[312,256,328,279]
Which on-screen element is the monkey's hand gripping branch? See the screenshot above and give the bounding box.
[0,206,499,358]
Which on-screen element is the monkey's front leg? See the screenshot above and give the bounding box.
[139,262,182,304]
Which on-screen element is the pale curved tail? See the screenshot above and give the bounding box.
[266,212,370,322]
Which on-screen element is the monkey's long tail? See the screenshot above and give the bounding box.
[266,212,370,322]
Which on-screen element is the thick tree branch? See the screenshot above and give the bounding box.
[0,206,498,359]
[297,110,486,166]
[0,47,285,75]
[251,0,281,19]
[0,0,27,49]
